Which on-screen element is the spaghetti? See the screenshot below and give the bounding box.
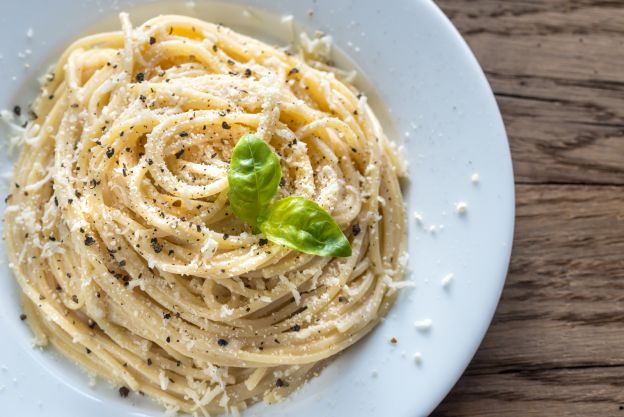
[4,13,407,415]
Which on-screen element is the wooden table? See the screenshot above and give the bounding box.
[433,1,624,416]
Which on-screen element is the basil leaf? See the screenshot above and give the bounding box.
[260,196,352,257]
[228,134,282,226]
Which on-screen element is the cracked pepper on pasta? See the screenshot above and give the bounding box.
[4,13,407,415]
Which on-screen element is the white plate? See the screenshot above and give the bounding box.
[0,1,514,416]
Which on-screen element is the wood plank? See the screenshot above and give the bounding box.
[437,0,624,184]
[434,184,624,415]
[433,366,624,417]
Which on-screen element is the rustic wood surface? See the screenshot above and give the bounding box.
[433,1,624,416]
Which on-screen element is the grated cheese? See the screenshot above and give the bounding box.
[159,369,170,390]
[279,274,301,305]
[414,319,433,331]
[163,402,181,417]
[200,235,218,258]
[220,304,234,318]
[441,273,454,289]
[244,368,267,391]
[455,201,467,215]
[299,32,333,62]
[88,373,97,387]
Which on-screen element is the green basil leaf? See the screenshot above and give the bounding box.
[228,134,282,226]
[260,196,352,257]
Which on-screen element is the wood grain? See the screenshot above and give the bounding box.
[438,0,624,185]
[433,1,624,416]
[435,185,624,416]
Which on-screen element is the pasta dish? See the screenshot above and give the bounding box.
[4,13,407,415]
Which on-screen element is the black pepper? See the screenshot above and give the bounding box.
[19,314,27,321]
[217,338,228,347]
[84,235,96,246]
[150,238,162,253]
[175,149,185,159]
[149,36,156,45]
[291,324,301,332]
[222,121,231,129]
[118,386,130,398]
[288,67,299,76]
[222,233,229,240]
[135,72,145,83]
[244,68,252,77]
[13,105,21,116]
[258,238,268,246]
[106,147,114,158]
[352,224,361,236]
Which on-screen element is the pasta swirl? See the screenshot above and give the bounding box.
[4,13,407,415]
